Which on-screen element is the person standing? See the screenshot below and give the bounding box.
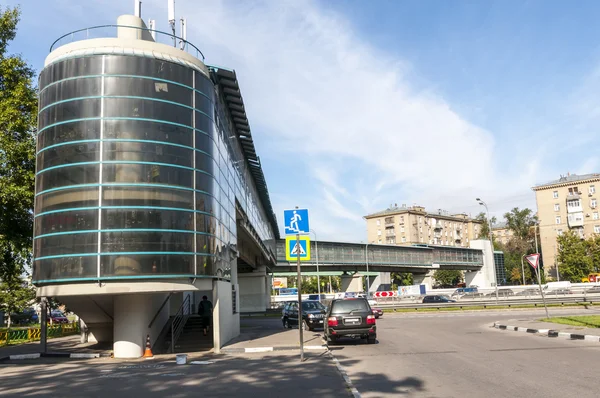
[198,295,213,336]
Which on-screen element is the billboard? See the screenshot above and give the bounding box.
[273,277,288,289]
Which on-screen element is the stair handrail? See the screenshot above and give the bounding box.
[148,293,172,329]
[170,294,191,353]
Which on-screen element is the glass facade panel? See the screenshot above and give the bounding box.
[104,97,193,126]
[102,208,194,231]
[39,57,103,90]
[39,77,102,108]
[37,142,99,170]
[102,186,194,209]
[35,209,98,236]
[100,254,194,276]
[34,232,98,258]
[39,98,101,130]
[100,231,194,253]
[35,188,99,213]
[37,120,101,150]
[104,141,193,168]
[102,163,192,187]
[36,164,99,193]
[33,256,97,281]
[104,55,193,86]
[104,119,193,147]
[104,76,192,106]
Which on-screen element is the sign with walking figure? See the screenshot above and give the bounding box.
[283,208,310,235]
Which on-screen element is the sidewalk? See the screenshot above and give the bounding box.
[222,318,327,353]
[0,351,351,397]
[0,334,112,359]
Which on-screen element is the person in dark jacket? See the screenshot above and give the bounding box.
[198,295,213,336]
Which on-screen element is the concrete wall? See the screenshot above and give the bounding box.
[238,267,268,312]
[413,271,434,290]
[212,280,239,352]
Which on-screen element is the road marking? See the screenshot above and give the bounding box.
[245,347,274,353]
[329,351,361,398]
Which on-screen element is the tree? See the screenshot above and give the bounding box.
[0,6,37,281]
[0,278,35,328]
[504,208,537,241]
[475,212,496,239]
[432,270,463,288]
[391,272,413,289]
[556,231,593,282]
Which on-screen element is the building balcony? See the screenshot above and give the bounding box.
[567,212,584,228]
[434,223,443,230]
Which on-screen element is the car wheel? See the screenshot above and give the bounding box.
[367,336,377,344]
[283,318,291,329]
[303,320,311,331]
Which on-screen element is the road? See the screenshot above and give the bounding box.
[331,308,600,397]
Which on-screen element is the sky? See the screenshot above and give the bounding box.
[4,0,600,242]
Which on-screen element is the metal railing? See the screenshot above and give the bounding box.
[50,24,205,60]
[0,322,80,346]
[170,294,191,353]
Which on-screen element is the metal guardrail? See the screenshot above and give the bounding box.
[0,322,80,346]
[49,24,205,60]
[374,296,594,310]
[170,294,191,353]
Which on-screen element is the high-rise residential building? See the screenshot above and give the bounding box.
[532,173,600,278]
[364,204,484,247]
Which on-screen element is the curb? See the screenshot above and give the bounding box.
[0,352,112,361]
[220,345,327,354]
[493,322,600,342]
[328,351,361,398]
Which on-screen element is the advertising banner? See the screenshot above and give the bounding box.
[273,277,288,289]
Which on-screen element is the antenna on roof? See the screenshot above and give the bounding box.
[168,0,176,46]
[148,19,156,40]
[179,18,187,50]
[134,0,142,17]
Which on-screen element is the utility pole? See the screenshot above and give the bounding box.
[296,231,304,362]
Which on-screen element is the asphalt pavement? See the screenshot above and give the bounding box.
[332,307,600,398]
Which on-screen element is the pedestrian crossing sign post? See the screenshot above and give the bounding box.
[285,236,311,261]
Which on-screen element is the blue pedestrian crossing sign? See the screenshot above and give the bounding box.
[285,236,311,261]
[283,208,310,235]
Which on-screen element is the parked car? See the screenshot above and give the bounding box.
[485,289,515,297]
[48,310,69,324]
[281,300,327,331]
[422,295,456,303]
[10,308,38,325]
[515,288,541,296]
[368,300,384,318]
[586,286,600,294]
[325,297,376,345]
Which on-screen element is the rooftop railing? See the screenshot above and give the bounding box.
[50,24,205,61]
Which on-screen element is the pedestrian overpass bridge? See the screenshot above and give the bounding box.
[274,240,484,275]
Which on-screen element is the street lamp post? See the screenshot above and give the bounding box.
[476,198,499,301]
[365,242,371,296]
[310,229,321,302]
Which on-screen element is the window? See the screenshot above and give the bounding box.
[592,199,597,209]
[377,230,381,236]
[376,219,380,226]
[594,212,599,220]
[591,185,596,194]
[595,226,600,234]
[554,203,560,211]
[557,229,563,236]
[378,239,382,244]
[568,187,579,196]
[401,237,406,243]
[567,199,581,208]
[553,191,559,199]
[400,226,405,232]
[556,216,561,224]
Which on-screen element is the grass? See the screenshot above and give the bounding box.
[540,315,600,328]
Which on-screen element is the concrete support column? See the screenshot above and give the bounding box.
[213,280,238,353]
[412,272,434,290]
[113,293,170,358]
[341,273,363,293]
[468,240,495,289]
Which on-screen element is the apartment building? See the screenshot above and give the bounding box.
[491,222,514,245]
[532,173,600,278]
[364,204,483,247]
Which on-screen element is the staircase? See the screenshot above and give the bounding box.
[162,315,214,353]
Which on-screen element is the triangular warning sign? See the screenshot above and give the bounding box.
[291,242,306,256]
[525,253,540,269]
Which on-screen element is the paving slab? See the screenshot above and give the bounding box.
[0,334,112,360]
[223,317,326,351]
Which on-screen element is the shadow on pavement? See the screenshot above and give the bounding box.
[224,317,326,349]
[0,349,424,397]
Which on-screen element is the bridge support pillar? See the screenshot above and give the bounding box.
[238,266,269,312]
[467,240,495,288]
[341,272,363,293]
[412,272,434,290]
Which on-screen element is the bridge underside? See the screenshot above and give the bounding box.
[273,263,482,274]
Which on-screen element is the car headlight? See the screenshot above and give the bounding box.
[308,314,314,319]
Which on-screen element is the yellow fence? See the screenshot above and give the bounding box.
[0,322,80,346]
